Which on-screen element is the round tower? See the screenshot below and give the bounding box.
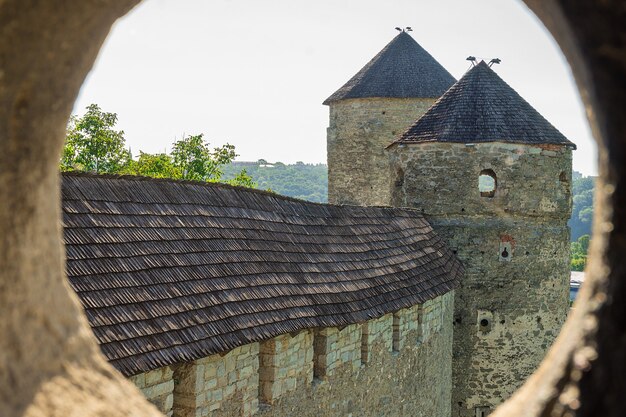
[389,61,575,417]
[324,31,455,206]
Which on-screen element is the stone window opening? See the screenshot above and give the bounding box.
[312,330,326,379]
[392,314,400,353]
[559,171,568,183]
[360,326,369,365]
[477,311,494,334]
[499,241,513,262]
[479,169,497,198]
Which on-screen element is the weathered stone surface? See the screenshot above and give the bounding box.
[0,1,161,416]
[361,314,393,364]
[259,291,455,417]
[259,330,314,404]
[391,142,571,416]
[327,97,435,206]
[130,366,175,416]
[172,343,260,417]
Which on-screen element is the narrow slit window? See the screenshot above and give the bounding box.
[479,169,497,198]
[392,313,400,353]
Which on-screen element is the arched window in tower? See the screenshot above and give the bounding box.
[478,169,497,198]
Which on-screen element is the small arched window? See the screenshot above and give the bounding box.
[479,169,497,198]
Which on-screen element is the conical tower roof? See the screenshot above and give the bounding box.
[395,61,576,147]
[323,32,456,105]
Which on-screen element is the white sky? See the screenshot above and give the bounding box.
[75,0,597,176]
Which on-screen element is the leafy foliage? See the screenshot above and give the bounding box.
[571,234,590,271]
[61,105,255,188]
[226,169,256,188]
[569,173,595,242]
[170,134,237,182]
[568,172,595,270]
[61,104,131,173]
[222,160,328,203]
[122,152,176,178]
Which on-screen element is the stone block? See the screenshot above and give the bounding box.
[144,368,163,386]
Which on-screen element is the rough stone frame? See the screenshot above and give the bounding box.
[0,1,624,416]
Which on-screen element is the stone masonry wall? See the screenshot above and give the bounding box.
[128,291,455,417]
[421,296,445,342]
[172,343,260,417]
[313,323,362,378]
[390,142,573,219]
[361,313,393,364]
[129,366,174,416]
[259,330,314,404]
[327,97,435,206]
[391,142,572,417]
[393,304,421,351]
[260,291,455,417]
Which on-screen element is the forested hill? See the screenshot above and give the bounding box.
[222,161,328,203]
[569,171,595,242]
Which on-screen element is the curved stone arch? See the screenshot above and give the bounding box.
[0,1,623,416]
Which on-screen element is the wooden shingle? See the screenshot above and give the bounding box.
[62,172,463,376]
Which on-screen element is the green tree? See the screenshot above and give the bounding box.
[570,234,591,271]
[227,169,257,188]
[60,104,131,173]
[569,173,595,241]
[578,234,590,253]
[124,152,178,178]
[61,106,256,189]
[170,134,237,182]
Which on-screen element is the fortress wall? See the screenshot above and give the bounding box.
[361,313,393,364]
[313,323,362,378]
[441,223,570,416]
[421,296,445,342]
[327,97,435,206]
[391,142,572,218]
[393,304,420,351]
[390,142,571,417]
[128,291,455,417]
[259,290,455,417]
[129,366,175,416]
[172,343,260,417]
[258,330,314,404]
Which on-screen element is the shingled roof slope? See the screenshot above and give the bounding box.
[323,32,456,104]
[394,61,576,147]
[62,173,463,376]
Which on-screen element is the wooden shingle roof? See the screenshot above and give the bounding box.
[323,32,455,104]
[62,172,463,376]
[394,61,576,147]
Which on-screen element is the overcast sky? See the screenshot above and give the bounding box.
[75,0,597,176]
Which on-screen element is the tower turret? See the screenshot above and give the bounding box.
[324,31,455,206]
[389,61,575,417]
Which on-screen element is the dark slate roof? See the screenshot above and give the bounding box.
[394,61,576,147]
[61,172,463,376]
[323,32,456,104]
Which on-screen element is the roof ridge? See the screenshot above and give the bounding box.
[60,171,424,214]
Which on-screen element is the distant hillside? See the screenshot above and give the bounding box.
[569,171,595,242]
[222,161,328,203]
